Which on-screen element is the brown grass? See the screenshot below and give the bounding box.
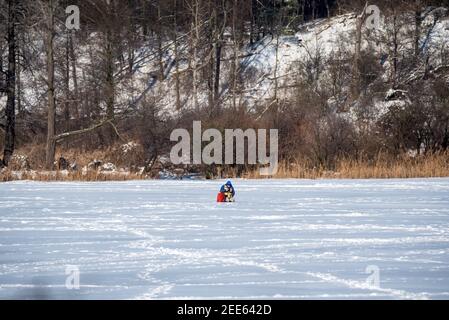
[0,169,144,182]
[2,150,449,182]
[10,142,146,171]
[244,152,449,179]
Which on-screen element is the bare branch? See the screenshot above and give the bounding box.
[107,120,126,143]
[54,118,117,143]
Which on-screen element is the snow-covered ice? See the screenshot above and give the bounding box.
[1,179,449,300]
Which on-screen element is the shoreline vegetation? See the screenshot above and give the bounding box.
[1,151,448,182]
[245,152,449,180]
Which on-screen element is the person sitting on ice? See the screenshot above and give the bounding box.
[217,181,235,202]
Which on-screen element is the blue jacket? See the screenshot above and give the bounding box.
[220,182,235,197]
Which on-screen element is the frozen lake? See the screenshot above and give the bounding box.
[1,179,449,300]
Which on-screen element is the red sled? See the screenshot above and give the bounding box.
[217,192,226,203]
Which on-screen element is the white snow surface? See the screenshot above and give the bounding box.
[1,179,449,300]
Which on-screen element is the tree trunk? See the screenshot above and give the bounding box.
[45,0,56,170]
[274,32,280,101]
[325,0,331,18]
[174,37,181,110]
[214,42,222,101]
[312,0,316,20]
[64,33,71,132]
[414,5,422,58]
[127,9,136,76]
[173,0,181,110]
[208,5,215,109]
[214,0,224,103]
[352,2,368,99]
[157,2,165,81]
[105,29,115,121]
[3,0,17,167]
[301,0,306,22]
[0,43,3,81]
[69,31,79,120]
[191,0,200,112]
[250,0,255,44]
[353,16,362,96]
[16,39,22,115]
[231,0,238,110]
[392,13,399,85]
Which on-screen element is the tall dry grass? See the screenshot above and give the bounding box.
[0,170,144,182]
[244,152,449,179]
[8,142,146,171]
[2,151,449,182]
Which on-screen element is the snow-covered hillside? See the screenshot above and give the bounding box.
[1,179,449,299]
[16,9,449,121]
[134,11,449,115]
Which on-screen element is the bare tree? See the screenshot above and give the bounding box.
[188,0,202,112]
[1,0,17,167]
[40,0,57,169]
[352,1,368,99]
[173,0,181,110]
